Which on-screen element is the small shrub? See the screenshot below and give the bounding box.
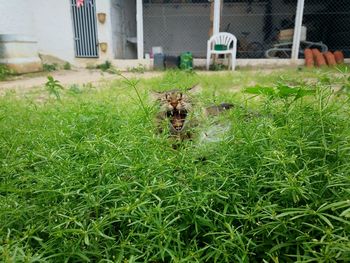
[45,75,64,100]
[63,62,71,70]
[209,63,228,71]
[96,61,112,71]
[0,65,13,80]
[43,63,58,72]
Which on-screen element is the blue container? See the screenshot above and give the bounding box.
[153,53,165,70]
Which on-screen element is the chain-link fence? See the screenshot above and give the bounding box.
[143,0,211,58]
[223,0,297,58]
[303,0,350,58]
[143,0,350,59]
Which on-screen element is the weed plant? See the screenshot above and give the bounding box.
[0,65,13,81]
[0,69,350,262]
[64,62,72,70]
[43,63,58,72]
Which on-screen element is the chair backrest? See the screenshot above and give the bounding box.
[208,32,237,49]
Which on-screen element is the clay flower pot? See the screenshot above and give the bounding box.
[323,51,336,66]
[315,53,326,67]
[98,13,106,24]
[334,51,344,64]
[304,48,314,68]
[99,42,107,52]
[312,48,321,58]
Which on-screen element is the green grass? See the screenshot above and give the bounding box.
[1,68,350,262]
[0,65,14,81]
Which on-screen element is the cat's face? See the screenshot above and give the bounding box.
[162,90,189,112]
[153,89,192,132]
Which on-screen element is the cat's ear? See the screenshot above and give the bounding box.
[187,83,202,94]
[149,90,164,101]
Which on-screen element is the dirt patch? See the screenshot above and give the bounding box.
[0,70,163,95]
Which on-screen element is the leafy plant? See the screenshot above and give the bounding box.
[1,69,350,262]
[244,83,316,101]
[63,62,71,70]
[43,63,58,72]
[0,65,13,80]
[209,63,228,71]
[45,75,64,100]
[96,60,112,72]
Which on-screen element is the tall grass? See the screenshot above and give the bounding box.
[0,69,350,262]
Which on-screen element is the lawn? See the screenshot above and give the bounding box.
[1,68,350,262]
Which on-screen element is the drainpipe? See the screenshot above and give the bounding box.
[291,0,305,62]
[136,0,144,60]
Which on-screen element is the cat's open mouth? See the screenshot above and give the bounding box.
[167,110,188,132]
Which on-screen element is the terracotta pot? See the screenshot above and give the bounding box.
[97,13,106,24]
[304,48,313,58]
[315,53,326,67]
[99,42,107,52]
[305,58,314,68]
[323,51,336,66]
[312,48,321,58]
[304,48,313,67]
[334,51,344,64]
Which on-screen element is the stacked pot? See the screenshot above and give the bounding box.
[304,49,344,68]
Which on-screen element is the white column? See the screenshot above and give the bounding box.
[136,0,144,60]
[291,0,305,61]
[213,0,221,35]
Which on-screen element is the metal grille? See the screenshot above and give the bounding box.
[303,0,350,58]
[143,0,350,59]
[71,0,99,58]
[143,0,211,58]
[222,0,298,59]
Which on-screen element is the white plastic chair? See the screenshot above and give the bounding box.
[206,32,237,71]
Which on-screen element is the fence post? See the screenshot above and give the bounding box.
[291,0,305,62]
[137,0,144,60]
[213,0,221,35]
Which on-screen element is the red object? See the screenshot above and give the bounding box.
[323,52,337,66]
[304,49,314,67]
[315,54,327,67]
[77,0,84,7]
[334,51,344,64]
[305,58,314,68]
[312,49,321,58]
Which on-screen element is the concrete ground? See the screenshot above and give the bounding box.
[0,69,163,94]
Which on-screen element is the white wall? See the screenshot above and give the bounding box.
[1,0,120,63]
[96,0,115,61]
[31,0,75,62]
[0,0,35,36]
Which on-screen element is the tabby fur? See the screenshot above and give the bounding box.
[152,86,234,142]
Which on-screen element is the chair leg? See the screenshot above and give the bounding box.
[231,53,235,71]
[206,53,210,70]
[228,55,231,70]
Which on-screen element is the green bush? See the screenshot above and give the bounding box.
[43,63,58,72]
[0,70,349,262]
[96,61,112,72]
[63,62,71,70]
[0,65,13,80]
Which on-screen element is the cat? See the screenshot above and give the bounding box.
[153,89,194,140]
[152,86,234,142]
